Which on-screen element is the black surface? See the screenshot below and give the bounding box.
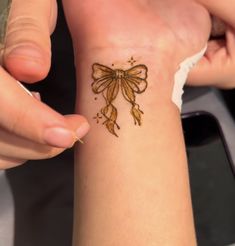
[5,1,235,246]
[221,90,235,121]
[183,87,212,104]
[183,113,235,246]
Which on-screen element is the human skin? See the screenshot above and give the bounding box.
[2,1,235,244]
[63,0,211,245]
[1,0,235,169]
[0,0,89,169]
[1,0,234,169]
[188,0,235,88]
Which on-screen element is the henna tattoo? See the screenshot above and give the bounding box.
[93,113,102,124]
[91,58,148,137]
[128,56,137,66]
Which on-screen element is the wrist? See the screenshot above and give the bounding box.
[75,46,178,97]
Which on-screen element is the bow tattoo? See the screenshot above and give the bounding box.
[91,62,148,137]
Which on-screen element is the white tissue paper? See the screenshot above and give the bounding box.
[172,45,207,110]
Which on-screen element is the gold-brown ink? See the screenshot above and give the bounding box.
[128,56,137,66]
[93,113,103,124]
[91,59,148,137]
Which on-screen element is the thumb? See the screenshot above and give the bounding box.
[2,0,57,83]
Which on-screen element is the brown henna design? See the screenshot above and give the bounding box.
[91,60,148,137]
[93,113,102,124]
[128,56,137,66]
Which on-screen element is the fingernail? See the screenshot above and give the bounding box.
[32,92,41,101]
[76,122,90,140]
[7,46,44,61]
[43,127,75,148]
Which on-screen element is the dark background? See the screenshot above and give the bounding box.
[5,1,235,246]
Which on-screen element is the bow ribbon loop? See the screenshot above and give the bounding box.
[92,63,148,136]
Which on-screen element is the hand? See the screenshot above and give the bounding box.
[188,22,235,89]
[0,0,89,169]
[188,1,235,88]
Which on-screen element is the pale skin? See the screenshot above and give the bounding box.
[1,0,235,245]
[1,1,234,164]
[189,0,235,88]
[63,0,211,245]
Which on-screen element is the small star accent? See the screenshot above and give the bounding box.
[128,56,137,66]
[93,113,103,123]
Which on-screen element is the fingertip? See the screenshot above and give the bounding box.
[76,121,90,140]
[65,114,89,122]
[4,46,51,83]
[65,115,90,129]
[65,114,90,139]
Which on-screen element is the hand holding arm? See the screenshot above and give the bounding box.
[0,0,89,169]
[188,0,235,88]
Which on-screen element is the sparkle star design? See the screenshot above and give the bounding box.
[128,57,137,66]
[93,113,103,123]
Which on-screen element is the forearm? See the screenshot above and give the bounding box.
[73,48,196,246]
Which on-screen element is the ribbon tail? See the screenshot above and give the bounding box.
[131,103,144,126]
[101,103,120,137]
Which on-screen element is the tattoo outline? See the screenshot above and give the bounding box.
[91,59,148,137]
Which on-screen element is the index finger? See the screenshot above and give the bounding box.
[0,66,89,148]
